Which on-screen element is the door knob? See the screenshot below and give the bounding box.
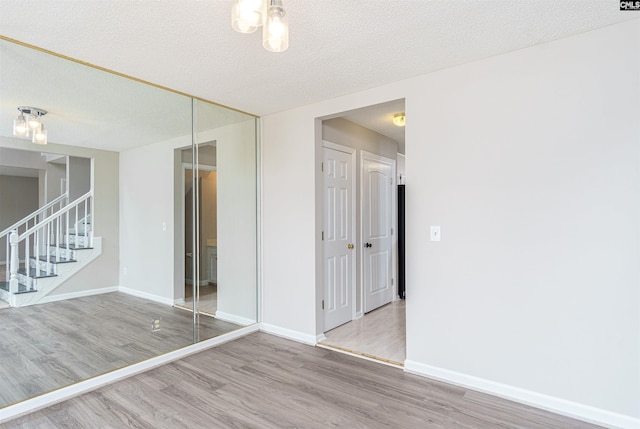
[365,243,372,248]
[347,243,354,249]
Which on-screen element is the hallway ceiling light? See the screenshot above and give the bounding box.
[12,106,48,144]
[232,0,289,53]
[393,113,406,127]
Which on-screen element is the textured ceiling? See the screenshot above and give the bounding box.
[0,38,252,151]
[0,1,635,119]
[342,99,406,153]
[0,2,636,152]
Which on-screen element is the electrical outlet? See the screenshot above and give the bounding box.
[151,318,161,332]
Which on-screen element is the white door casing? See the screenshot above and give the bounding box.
[362,151,395,313]
[323,143,356,332]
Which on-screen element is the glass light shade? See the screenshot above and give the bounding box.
[32,125,47,145]
[232,0,266,33]
[263,6,288,52]
[27,113,41,129]
[13,114,29,137]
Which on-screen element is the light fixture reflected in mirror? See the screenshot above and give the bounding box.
[12,106,48,144]
[393,112,406,127]
[32,123,48,144]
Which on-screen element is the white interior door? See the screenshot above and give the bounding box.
[323,144,356,332]
[362,152,395,313]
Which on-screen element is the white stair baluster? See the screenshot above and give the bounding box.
[65,209,69,249]
[75,205,79,248]
[46,223,51,275]
[35,229,40,274]
[5,236,9,282]
[56,216,61,261]
[83,199,88,247]
[25,233,30,289]
[9,231,19,293]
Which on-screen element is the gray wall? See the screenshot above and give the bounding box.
[322,118,399,315]
[0,136,119,296]
[45,162,66,203]
[0,175,39,262]
[0,147,46,170]
[68,156,91,201]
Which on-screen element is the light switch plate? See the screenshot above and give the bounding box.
[430,226,441,242]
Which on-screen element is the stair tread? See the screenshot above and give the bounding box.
[18,268,57,279]
[31,256,77,264]
[0,281,38,294]
[54,245,93,250]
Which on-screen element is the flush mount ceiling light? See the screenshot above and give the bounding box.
[393,113,406,127]
[12,106,48,144]
[232,0,289,53]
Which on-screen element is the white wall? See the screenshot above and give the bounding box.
[261,20,640,426]
[120,118,258,324]
[119,134,184,303]
[216,120,257,324]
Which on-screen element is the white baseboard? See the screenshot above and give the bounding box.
[118,286,174,306]
[260,322,318,345]
[38,286,119,304]
[215,311,256,327]
[404,360,639,429]
[0,323,259,425]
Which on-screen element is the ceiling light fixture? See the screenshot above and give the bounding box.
[232,0,289,53]
[393,113,406,127]
[12,106,48,144]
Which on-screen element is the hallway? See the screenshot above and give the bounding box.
[321,300,406,365]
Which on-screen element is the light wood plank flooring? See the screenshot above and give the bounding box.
[176,284,217,315]
[2,332,601,428]
[322,300,406,365]
[0,292,239,408]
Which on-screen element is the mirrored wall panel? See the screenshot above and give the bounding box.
[0,37,258,408]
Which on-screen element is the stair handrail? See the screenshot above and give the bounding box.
[19,191,93,240]
[7,190,93,292]
[0,192,69,238]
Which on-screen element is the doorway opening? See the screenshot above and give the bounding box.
[317,99,407,366]
[175,143,218,317]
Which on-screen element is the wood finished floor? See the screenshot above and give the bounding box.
[177,284,217,315]
[2,332,601,428]
[0,292,239,408]
[322,300,406,365]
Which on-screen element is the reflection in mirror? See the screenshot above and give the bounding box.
[0,37,258,408]
[172,101,258,327]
